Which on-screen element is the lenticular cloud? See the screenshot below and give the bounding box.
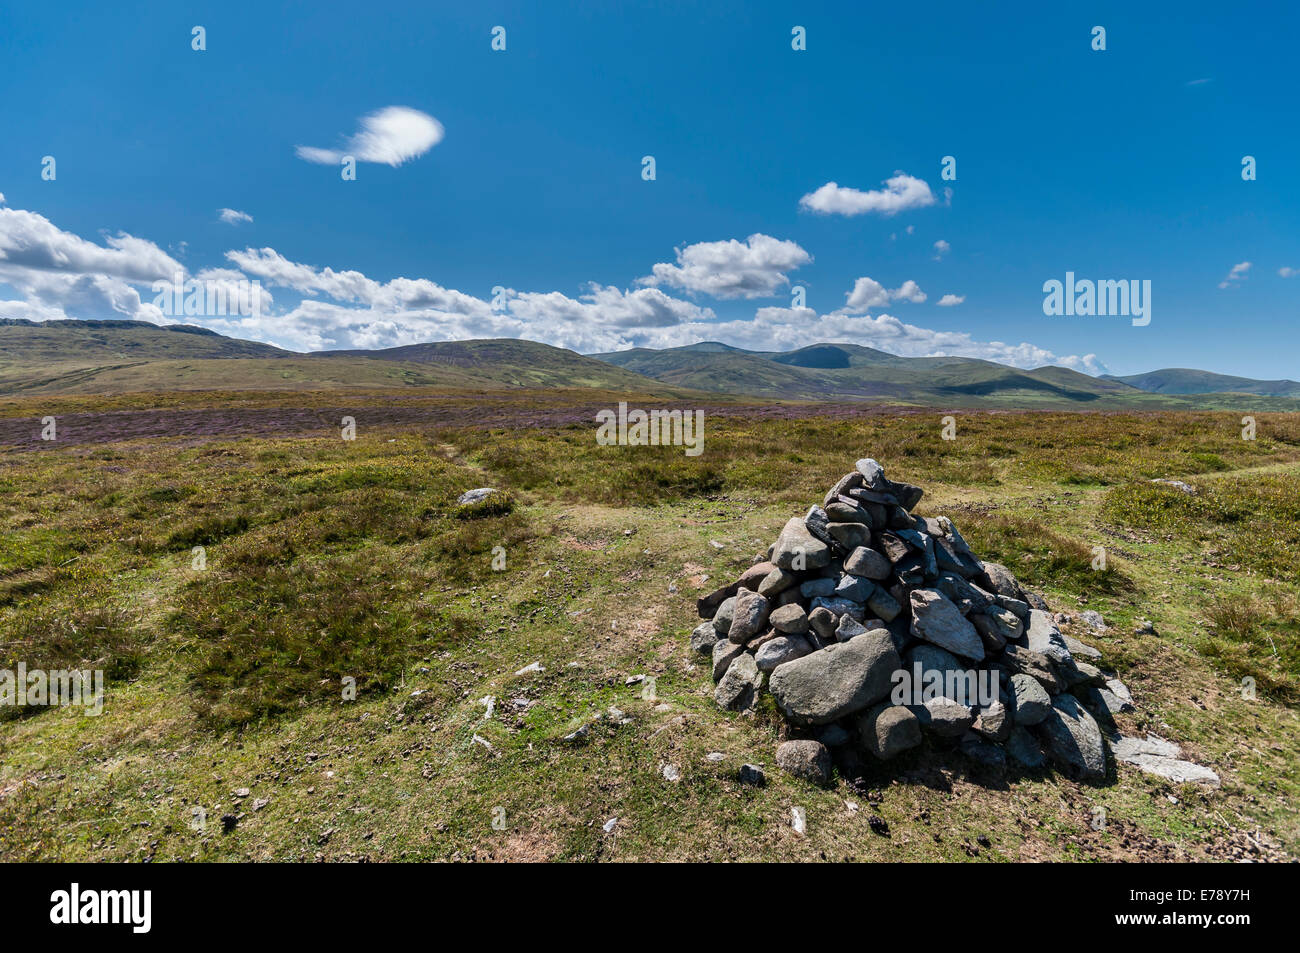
[296,106,444,167]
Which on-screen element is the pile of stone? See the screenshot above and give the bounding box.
[691,458,1133,785]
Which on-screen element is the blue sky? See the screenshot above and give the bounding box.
[0,0,1296,377]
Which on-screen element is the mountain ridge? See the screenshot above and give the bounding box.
[0,319,1296,408]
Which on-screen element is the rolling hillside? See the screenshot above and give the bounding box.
[591,342,1168,406]
[0,322,684,396]
[0,320,1296,408]
[0,319,287,362]
[1104,368,1300,398]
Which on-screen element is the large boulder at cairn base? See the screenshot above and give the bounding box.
[769,629,900,726]
[909,589,985,662]
[1036,692,1107,781]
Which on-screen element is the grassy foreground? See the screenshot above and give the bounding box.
[0,393,1297,861]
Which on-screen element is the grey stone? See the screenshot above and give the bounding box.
[799,577,837,599]
[855,458,887,488]
[901,643,968,703]
[772,516,831,571]
[1025,610,1073,666]
[972,700,1011,742]
[769,629,900,726]
[738,763,766,785]
[998,644,1062,694]
[712,596,736,635]
[909,589,985,661]
[712,639,744,682]
[835,614,868,641]
[736,561,776,592]
[714,653,762,711]
[1063,634,1103,660]
[1070,661,1106,687]
[691,621,719,655]
[934,573,993,614]
[456,487,499,505]
[757,566,798,599]
[995,594,1030,619]
[858,703,922,759]
[1009,673,1052,725]
[833,574,875,604]
[775,587,803,608]
[844,545,892,580]
[987,606,1024,641]
[810,596,866,621]
[823,471,865,507]
[826,500,872,525]
[1105,678,1133,707]
[816,722,852,748]
[755,634,813,671]
[776,740,833,786]
[1079,610,1107,632]
[827,521,871,550]
[1005,726,1047,769]
[934,535,982,578]
[960,733,1007,772]
[971,611,1008,652]
[728,589,770,643]
[807,606,838,646]
[1111,735,1219,786]
[980,561,1025,600]
[803,506,836,549]
[769,602,809,635]
[911,696,976,738]
[876,532,910,563]
[888,481,925,512]
[1036,692,1107,781]
[866,586,902,623]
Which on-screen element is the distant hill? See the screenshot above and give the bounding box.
[319,339,669,391]
[590,342,1158,407]
[0,320,1297,408]
[0,319,287,362]
[1103,368,1300,398]
[0,321,686,396]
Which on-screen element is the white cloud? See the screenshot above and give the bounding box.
[0,208,181,283]
[1219,261,1251,288]
[892,279,926,303]
[937,293,965,306]
[0,193,6,205]
[218,208,253,226]
[799,173,936,217]
[295,106,444,167]
[640,233,811,299]
[0,200,1105,376]
[843,276,925,310]
[933,239,950,259]
[1280,266,1298,278]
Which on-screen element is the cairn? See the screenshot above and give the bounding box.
[691,458,1132,785]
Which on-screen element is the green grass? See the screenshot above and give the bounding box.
[0,400,1298,861]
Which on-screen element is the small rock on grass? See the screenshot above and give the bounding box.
[776,740,833,786]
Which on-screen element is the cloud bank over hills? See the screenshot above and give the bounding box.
[0,198,1102,373]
